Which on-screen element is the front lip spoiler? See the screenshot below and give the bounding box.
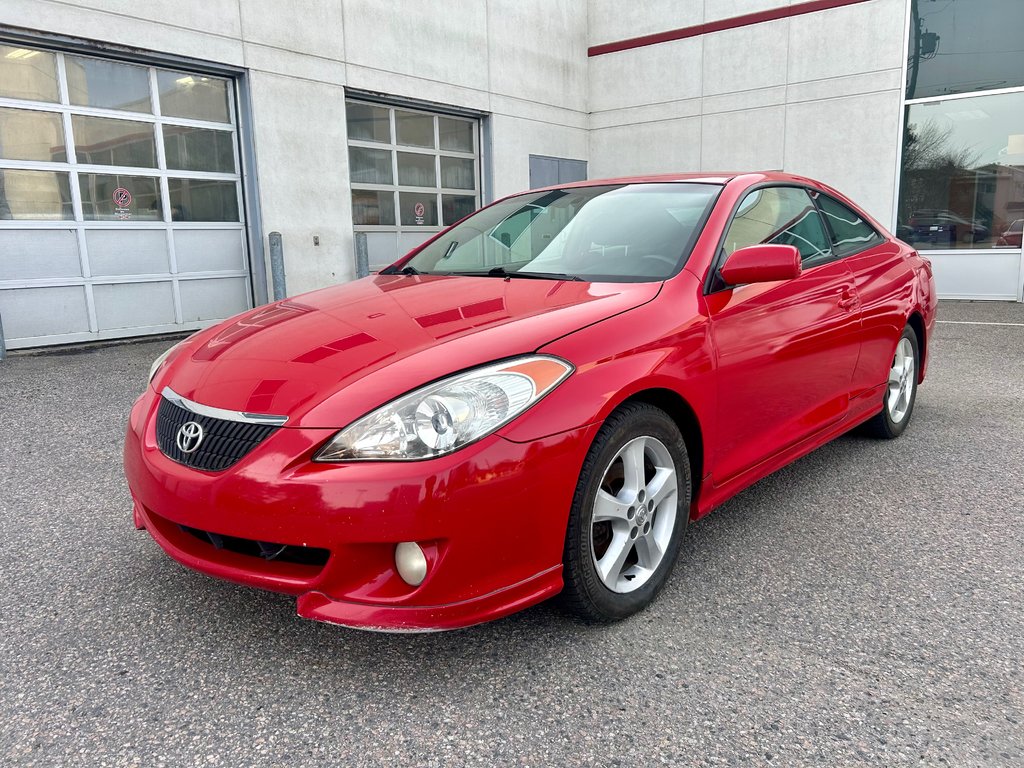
[161,386,289,427]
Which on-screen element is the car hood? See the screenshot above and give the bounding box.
[158,274,660,428]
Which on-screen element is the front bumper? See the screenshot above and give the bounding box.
[124,387,597,631]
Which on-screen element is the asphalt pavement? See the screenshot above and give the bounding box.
[1,300,1022,766]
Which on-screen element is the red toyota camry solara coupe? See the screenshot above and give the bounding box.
[125,172,937,631]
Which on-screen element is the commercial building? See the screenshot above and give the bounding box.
[1,0,1021,349]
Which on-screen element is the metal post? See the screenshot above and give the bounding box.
[268,231,286,301]
[0,310,6,361]
[355,232,370,278]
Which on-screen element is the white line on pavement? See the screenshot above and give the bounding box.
[936,320,1024,327]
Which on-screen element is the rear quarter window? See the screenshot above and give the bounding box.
[817,194,883,256]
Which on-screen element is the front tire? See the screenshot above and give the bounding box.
[560,403,691,622]
[863,324,920,439]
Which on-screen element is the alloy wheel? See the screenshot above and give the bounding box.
[590,436,678,593]
[887,337,916,423]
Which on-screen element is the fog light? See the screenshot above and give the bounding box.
[395,542,427,586]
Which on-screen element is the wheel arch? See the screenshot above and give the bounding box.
[907,311,926,383]
[616,387,705,516]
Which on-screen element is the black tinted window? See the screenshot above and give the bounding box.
[817,194,883,255]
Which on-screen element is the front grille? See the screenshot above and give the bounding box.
[155,396,278,472]
[179,525,330,567]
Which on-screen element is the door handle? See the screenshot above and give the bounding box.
[837,288,859,311]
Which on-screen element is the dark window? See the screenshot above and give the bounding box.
[816,194,883,256]
[723,187,831,266]
[907,0,1024,100]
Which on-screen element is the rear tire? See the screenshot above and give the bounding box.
[559,402,691,622]
[863,324,919,439]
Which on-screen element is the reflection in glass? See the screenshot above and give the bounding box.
[72,115,156,168]
[442,194,476,225]
[351,190,396,225]
[440,157,475,189]
[907,0,1024,100]
[400,192,438,226]
[346,102,391,143]
[438,117,473,152]
[79,173,160,221]
[0,169,73,220]
[66,56,152,113]
[396,111,434,148]
[397,152,436,187]
[156,70,230,123]
[167,178,239,221]
[163,126,236,173]
[0,107,65,162]
[898,91,1024,250]
[0,45,59,102]
[349,147,393,185]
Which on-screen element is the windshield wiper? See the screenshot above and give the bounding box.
[450,266,582,281]
[380,264,421,275]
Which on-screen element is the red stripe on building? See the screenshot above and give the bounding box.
[588,0,875,57]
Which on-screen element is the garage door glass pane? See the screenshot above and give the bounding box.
[440,157,474,190]
[346,102,391,143]
[438,117,473,152]
[0,107,65,162]
[163,126,236,173]
[400,192,438,226]
[79,173,160,221]
[396,111,434,148]
[167,178,239,221]
[0,45,59,103]
[352,190,395,225]
[156,70,230,123]
[72,115,156,168]
[66,56,152,113]
[442,194,475,225]
[0,169,73,220]
[349,147,393,184]
[397,152,436,187]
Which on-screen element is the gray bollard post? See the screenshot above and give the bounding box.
[0,311,6,361]
[268,231,286,301]
[355,232,370,278]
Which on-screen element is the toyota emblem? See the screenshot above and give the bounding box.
[176,421,205,454]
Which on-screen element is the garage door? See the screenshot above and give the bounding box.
[346,99,481,271]
[0,43,251,349]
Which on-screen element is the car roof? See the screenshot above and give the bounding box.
[531,171,823,193]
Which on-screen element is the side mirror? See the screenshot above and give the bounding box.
[719,244,802,286]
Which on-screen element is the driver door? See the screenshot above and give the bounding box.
[706,186,863,483]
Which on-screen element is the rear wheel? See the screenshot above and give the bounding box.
[560,403,691,622]
[863,324,919,439]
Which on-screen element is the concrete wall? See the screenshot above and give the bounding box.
[1,0,590,296]
[588,0,909,225]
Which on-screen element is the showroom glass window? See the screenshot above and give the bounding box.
[0,43,249,348]
[345,99,480,270]
[898,1,1024,252]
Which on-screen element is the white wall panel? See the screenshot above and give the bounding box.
[93,281,175,329]
[179,277,248,322]
[589,117,702,178]
[0,230,81,280]
[85,230,168,276]
[701,20,790,96]
[701,106,785,171]
[0,285,89,340]
[174,230,245,274]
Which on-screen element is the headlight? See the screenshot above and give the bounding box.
[148,339,186,383]
[314,355,574,461]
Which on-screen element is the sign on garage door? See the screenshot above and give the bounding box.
[0,43,251,349]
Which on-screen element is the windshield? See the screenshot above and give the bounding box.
[396,183,720,282]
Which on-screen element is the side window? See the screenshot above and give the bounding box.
[722,186,831,266]
[816,193,883,256]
